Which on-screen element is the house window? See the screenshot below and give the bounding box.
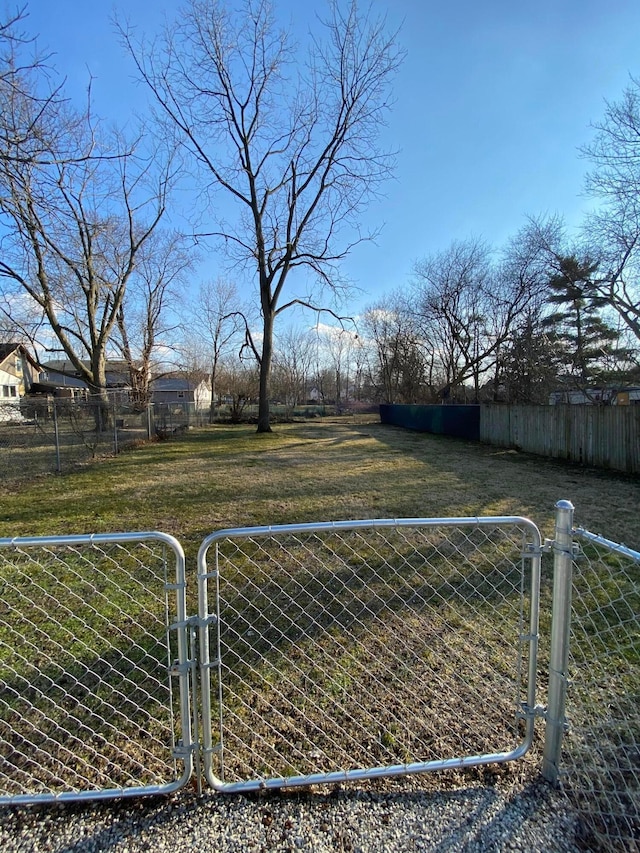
[2,385,17,397]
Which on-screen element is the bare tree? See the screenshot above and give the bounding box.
[187,278,245,422]
[316,324,361,410]
[272,326,317,413]
[0,121,170,422]
[360,296,429,403]
[0,7,69,168]
[0,8,127,169]
[0,10,178,429]
[116,228,192,409]
[413,234,551,401]
[581,78,640,343]
[121,0,402,432]
[217,356,259,422]
[412,239,495,400]
[484,219,561,400]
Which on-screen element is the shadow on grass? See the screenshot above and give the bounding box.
[0,543,186,798]
[203,521,539,784]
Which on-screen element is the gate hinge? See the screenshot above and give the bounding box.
[519,633,538,643]
[539,538,582,557]
[169,659,193,677]
[518,702,547,721]
[168,613,218,633]
[187,613,218,629]
[200,658,221,671]
[172,739,199,761]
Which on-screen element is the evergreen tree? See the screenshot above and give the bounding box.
[502,311,564,403]
[542,256,630,387]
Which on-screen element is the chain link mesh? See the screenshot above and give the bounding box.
[5,506,635,851]
[0,397,213,482]
[203,521,539,787]
[560,531,640,851]
[0,397,150,482]
[0,537,186,801]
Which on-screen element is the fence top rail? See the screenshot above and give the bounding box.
[573,526,640,562]
[0,530,185,558]
[197,514,542,563]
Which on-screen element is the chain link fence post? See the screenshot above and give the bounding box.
[52,396,62,474]
[542,499,575,785]
[113,396,119,455]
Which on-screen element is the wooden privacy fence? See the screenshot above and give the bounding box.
[480,404,640,475]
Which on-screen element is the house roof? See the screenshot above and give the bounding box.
[152,377,199,391]
[42,358,131,375]
[40,359,132,387]
[0,343,19,363]
[0,342,41,371]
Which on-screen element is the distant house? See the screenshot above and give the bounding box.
[549,387,640,405]
[151,376,212,411]
[0,343,42,420]
[35,359,134,400]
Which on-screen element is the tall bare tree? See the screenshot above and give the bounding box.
[361,298,430,403]
[121,0,402,431]
[116,228,192,409]
[0,11,173,424]
[188,278,244,422]
[272,326,317,413]
[581,78,640,343]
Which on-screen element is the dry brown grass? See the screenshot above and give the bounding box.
[4,414,638,550]
[1,415,636,851]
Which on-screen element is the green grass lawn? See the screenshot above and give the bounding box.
[0,416,638,809]
[2,416,639,553]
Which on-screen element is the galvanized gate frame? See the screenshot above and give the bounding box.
[0,531,195,805]
[1,516,543,803]
[196,516,543,794]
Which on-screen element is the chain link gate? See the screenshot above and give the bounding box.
[197,516,543,793]
[2,506,637,851]
[0,532,195,804]
[0,516,543,802]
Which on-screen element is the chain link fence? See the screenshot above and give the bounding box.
[197,518,543,792]
[0,533,193,803]
[0,503,637,853]
[0,396,210,482]
[559,526,640,851]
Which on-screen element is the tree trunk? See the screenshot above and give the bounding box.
[88,352,110,431]
[209,355,218,424]
[257,310,274,432]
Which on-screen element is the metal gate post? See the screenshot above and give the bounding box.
[542,499,574,784]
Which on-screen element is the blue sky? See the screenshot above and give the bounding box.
[19,0,640,315]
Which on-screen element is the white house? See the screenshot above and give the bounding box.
[151,376,212,411]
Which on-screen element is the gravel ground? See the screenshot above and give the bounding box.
[0,776,588,853]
